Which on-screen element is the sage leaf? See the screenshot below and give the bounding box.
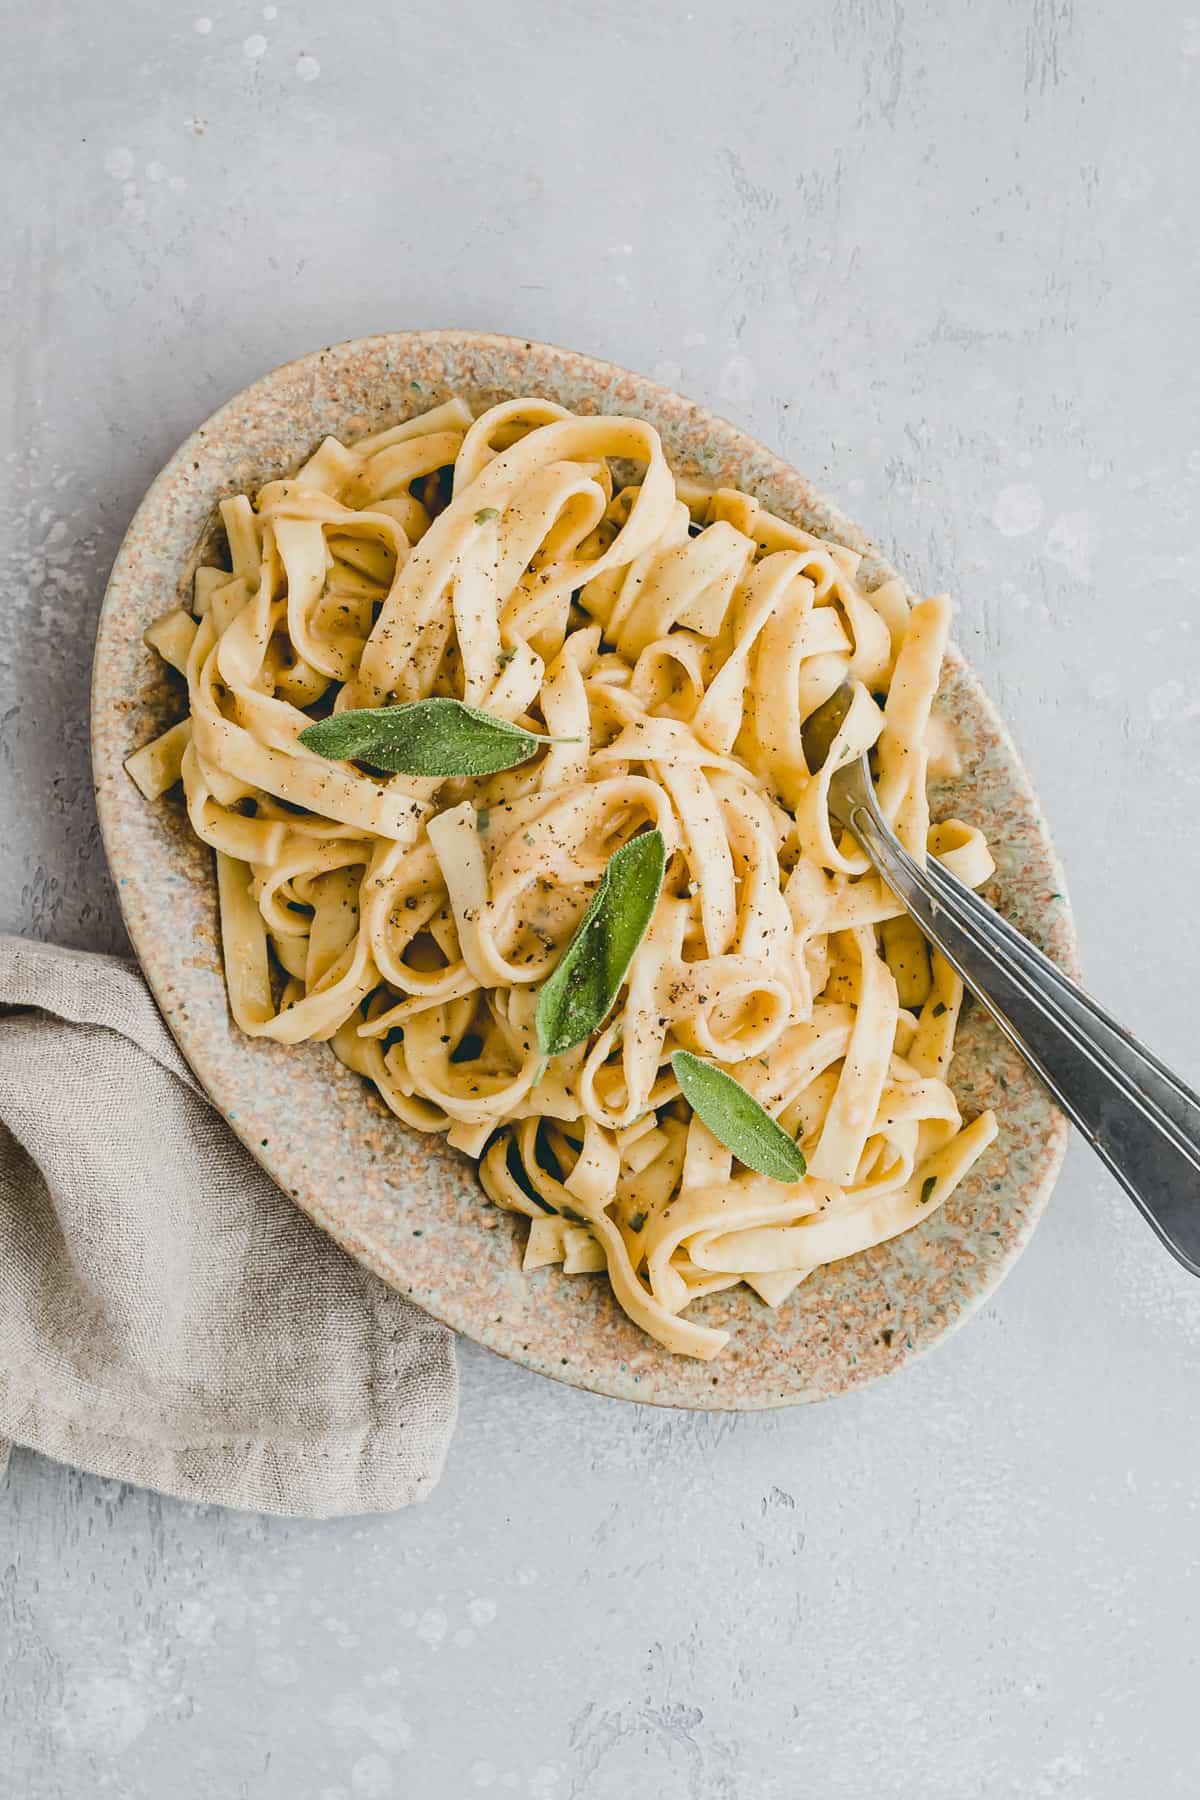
[299,697,569,778]
[536,830,666,1059]
[670,1050,808,1183]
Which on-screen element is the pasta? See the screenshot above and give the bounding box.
[127,395,999,1361]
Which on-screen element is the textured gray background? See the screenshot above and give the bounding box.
[3,0,1200,1794]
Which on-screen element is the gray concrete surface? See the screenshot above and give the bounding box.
[3,0,1200,1794]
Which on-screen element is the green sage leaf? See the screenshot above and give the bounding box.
[536,830,666,1059]
[670,1050,808,1183]
[299,697,568,778]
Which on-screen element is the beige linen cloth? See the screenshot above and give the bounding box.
[0,935,457,1516]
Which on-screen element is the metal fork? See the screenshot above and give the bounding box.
[801,683,1200,1275]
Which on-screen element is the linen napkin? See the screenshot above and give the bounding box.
[0,934,457,1516]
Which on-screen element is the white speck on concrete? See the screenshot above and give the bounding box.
[120,178,146,223]
[1147,677,1200,724]
[295,53,321,81]
[471,1761,496,1788]
[55,1674,152,1755]
[1044,510,1095,581]
[173,1597,217,1647]
[466,1597,497,1629]
[329,1693,413,1753]
[415,1607,447,1647]
[263,3,278,16]
[243,33,268,59]
[322,1616,360,1649]
[103,146,135,180]
[992,483,1045,536]
[718,354,754,409]
[193,15,212,33]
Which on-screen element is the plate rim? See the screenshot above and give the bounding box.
[91,327,1076,1410]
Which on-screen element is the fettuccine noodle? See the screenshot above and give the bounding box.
[127,395,999,1361]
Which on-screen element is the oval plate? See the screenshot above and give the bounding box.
[91,330,1076,1408]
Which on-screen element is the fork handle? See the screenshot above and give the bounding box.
[847,794,1200,1275]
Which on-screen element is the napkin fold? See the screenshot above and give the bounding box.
[0,935,457,1516]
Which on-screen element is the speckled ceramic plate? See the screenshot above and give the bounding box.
[92,330,1076,1408]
